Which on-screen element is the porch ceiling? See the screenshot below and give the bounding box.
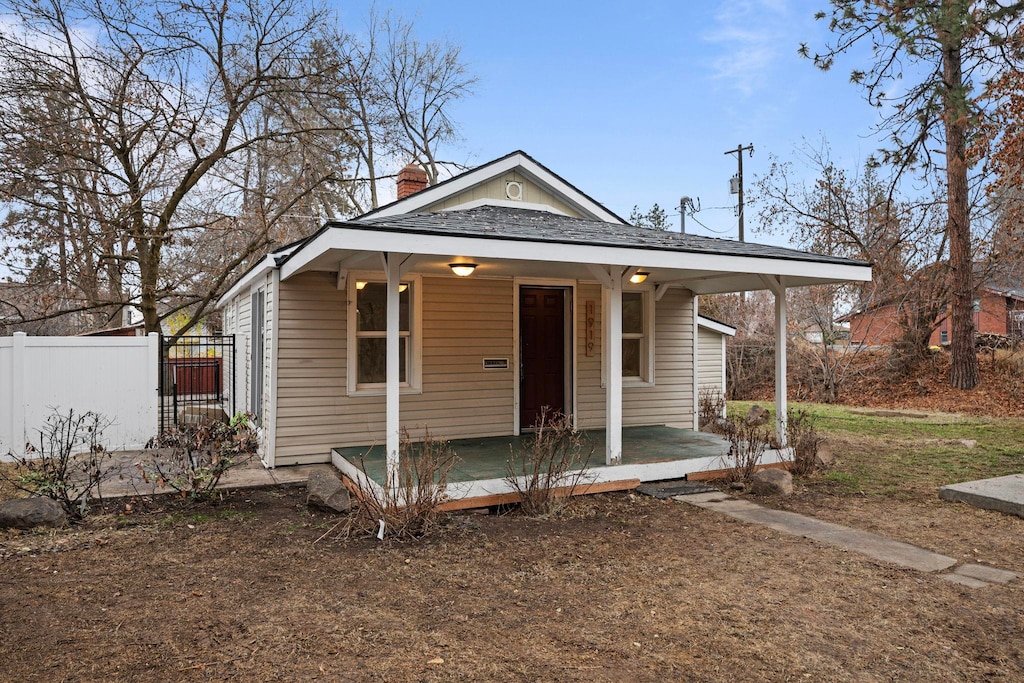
[283,243,869,295]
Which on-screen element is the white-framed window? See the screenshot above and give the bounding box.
[603,285,656,386]
[347,274,422,395]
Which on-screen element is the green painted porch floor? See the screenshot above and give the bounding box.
[334,426,729,485]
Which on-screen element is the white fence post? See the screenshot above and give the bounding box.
[147,332,160,440]
[12,332,26,456]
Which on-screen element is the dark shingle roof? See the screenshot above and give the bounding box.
[342,204,868,267]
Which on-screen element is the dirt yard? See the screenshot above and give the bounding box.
[2,479,1023,682]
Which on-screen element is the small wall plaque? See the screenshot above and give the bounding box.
[585,300,596,357]
[483,358,509,370]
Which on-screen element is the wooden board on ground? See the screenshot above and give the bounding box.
[437,479,642,512]
[686,462,790,482]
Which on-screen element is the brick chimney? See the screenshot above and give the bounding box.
[396,164,428,199]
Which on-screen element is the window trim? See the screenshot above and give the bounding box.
[346,272,423,396]
[602,283,656,387]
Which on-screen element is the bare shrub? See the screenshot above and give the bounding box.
[505,410,594,517]
[698,387,727,429]
[351,428,456,541]
[143,413,257,499]
[723,418,772,483]
[0,409,113,520]
[787,409,825,477]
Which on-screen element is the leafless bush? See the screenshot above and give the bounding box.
[505,410,594,517]
[698,387,727,429]
[787,409,825,476]
[726,335,775,400]
[352,428,456,541]
[0,409,113,520]
[142,413,257,499]
[723,418,772,483]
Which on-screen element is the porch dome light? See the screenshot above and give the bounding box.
[449,263,478,277]
[629,270,650,284]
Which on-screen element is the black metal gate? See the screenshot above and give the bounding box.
[159,335,236,433]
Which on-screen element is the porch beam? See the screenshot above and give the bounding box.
[655,283,672,301]
[606,269,623,465]
[586,263,614,289]
[385,252,402,486]
[759,273,785,297]
[622,266,640,285]
[398,254,421,278]
[335,253,368,290]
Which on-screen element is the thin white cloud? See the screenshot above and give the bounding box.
[702,0,792,97]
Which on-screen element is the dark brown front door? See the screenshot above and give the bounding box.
[520,287,566,428]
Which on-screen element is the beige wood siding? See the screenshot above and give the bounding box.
[421,171,583,216]
[697,326,725,395]
[576,285,695,429]
[274,273,515,465]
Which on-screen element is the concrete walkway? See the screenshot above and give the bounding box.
[94,451,335,499]
[677,491,1019,589]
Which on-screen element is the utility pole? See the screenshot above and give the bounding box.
[724,143,754,242]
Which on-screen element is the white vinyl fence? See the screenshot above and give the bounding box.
[0,332,159,457]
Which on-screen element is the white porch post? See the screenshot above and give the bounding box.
[773,280,788,446]
[607,272,623,465]
[385,252,401,486]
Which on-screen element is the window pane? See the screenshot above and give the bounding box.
[357,283,409,332]
[622,338,641,377]
[357,338,407,384]
[622,292,643,334]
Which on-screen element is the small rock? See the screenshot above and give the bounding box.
[815,440,835,468]
[306,469,351,513]
[0,498,66,530]
[728,481,746,491]
[959,439,977,449]
[427,657,444,665]
[750,468,793,497]
[746,405,770,427]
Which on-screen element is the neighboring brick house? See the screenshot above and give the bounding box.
[845,274,1024,347]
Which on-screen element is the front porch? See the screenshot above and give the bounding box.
[332,425,791,509]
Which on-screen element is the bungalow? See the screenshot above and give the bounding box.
[217,151,870,505]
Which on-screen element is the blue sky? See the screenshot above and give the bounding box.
[335,0,887,244]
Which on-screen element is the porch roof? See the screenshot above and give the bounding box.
[275,205,871,295]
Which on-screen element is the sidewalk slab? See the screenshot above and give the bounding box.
[941,574,991,588]
[939,474,1024,519]
[954,563,1019,584]
[677,493,956,572]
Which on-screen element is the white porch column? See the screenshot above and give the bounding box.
[385,252,401,486]
[606,273,623,466]
[773,281,788,446]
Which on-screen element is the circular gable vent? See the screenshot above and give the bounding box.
[505,181,523,201]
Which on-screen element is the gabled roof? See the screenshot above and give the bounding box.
[355,150,627,224]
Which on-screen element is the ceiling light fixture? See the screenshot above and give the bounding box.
[449,263,478,277]
[629,270,650,284]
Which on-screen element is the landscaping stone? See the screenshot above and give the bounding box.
[750,468,793,497]
[959,439,977,449]
[0,497,66,529]
[746,405,770,426]
[306,469,351,513]
[815,440,835,468]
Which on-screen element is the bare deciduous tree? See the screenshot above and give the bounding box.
[0,0,345,336]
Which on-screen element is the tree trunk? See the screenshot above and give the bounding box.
[941,9,979,390]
